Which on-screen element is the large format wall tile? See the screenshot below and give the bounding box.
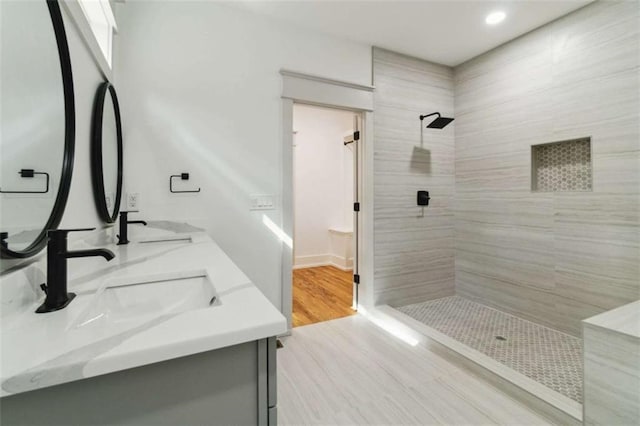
[583,301,640,425]
[453,1,640,336]
[373,48,455,306]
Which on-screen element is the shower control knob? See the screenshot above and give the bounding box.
[417,191,430,206]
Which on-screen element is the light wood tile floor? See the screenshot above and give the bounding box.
[278,315,553,425]
[293,266,356,327]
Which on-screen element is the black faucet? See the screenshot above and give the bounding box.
[36,228,115,314]
[1,232,8,249]
[117,211,148,245]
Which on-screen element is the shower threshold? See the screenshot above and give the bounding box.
[379,296,583,425]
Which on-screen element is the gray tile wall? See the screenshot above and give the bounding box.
[453,1,640,336]
[372,47,456,306]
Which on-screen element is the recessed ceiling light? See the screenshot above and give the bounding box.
[486,11,506,25]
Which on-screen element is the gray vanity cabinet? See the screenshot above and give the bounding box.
[0,337,278,425]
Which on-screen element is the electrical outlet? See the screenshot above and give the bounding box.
[250,194,276,210]
[126,192,139,211]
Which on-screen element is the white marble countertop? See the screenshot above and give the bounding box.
[583,300,640,338]
[0,223,286,397]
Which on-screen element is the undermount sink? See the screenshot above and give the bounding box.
[137,235,193,244]
[73,269,220,328]
[124,225,194,244]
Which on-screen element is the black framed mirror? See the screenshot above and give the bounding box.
[91,82,123,223]
[0,0,75,259]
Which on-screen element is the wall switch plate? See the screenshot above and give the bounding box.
[126,192,140,211]
[250,194,276,210]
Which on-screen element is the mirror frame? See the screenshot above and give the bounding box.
[1,0,76,259]
[90,82,123,223]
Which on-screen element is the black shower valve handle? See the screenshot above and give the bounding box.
[417,190,430,206]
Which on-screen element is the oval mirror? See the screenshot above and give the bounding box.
[0,0,75,258]
[91,82,123,223]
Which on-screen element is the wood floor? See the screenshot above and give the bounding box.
[278,315,553,425]
[292,266,355,327]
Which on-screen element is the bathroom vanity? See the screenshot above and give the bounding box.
[0,224,286,425]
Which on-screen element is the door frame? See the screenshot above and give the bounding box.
[280,70,374,332]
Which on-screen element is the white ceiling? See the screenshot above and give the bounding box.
[225,0,594,66]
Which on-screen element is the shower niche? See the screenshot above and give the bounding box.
[531,137,592,192]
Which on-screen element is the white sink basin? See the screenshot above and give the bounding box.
[73,269,220,328]
[137,235,193,244]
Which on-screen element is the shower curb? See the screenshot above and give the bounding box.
[375,305,582,426]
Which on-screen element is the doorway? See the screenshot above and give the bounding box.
[280,69,374,333]
[291,104,360,327]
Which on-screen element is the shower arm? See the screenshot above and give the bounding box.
[419,112,441,121]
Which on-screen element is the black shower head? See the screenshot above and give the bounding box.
[426,116,454,129]
[420,112,454,129]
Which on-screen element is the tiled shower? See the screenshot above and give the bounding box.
[372,0,639,418]
[398,296,583,402]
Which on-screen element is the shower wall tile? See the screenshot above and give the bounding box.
[455,270,572,333]
[375,278,454,308]
[373,47,455,306]
[553,194,640,315]
[583,301,640,425]
[453,0,640,336]
[454,194,555,229]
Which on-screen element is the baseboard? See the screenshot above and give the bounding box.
[328,254,353,271]
[294,254,353,271]
[293,254,330,269]
[373,305,583,426]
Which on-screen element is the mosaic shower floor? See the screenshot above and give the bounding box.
[397,296,583,402]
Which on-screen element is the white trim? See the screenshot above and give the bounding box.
[60,0,112,80]
[293,254,354,271]
[281,99,294,332]
[294,254,331,269]
[329,254,354,271]
[281,71,374,333]
[280,70,375,93]
[99,0,117,31]
[328,227,353,235]
[359,111,375,310]
[281,69,374,112]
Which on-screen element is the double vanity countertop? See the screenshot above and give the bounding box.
[0,222,287,397]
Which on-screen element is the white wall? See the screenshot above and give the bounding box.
[113,1,371,309]
[293,104,354,269]
[1,4,110,271]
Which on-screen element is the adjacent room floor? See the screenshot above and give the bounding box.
[292,266,355,327]
[397,296,583,402]
[278,315,552,425]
